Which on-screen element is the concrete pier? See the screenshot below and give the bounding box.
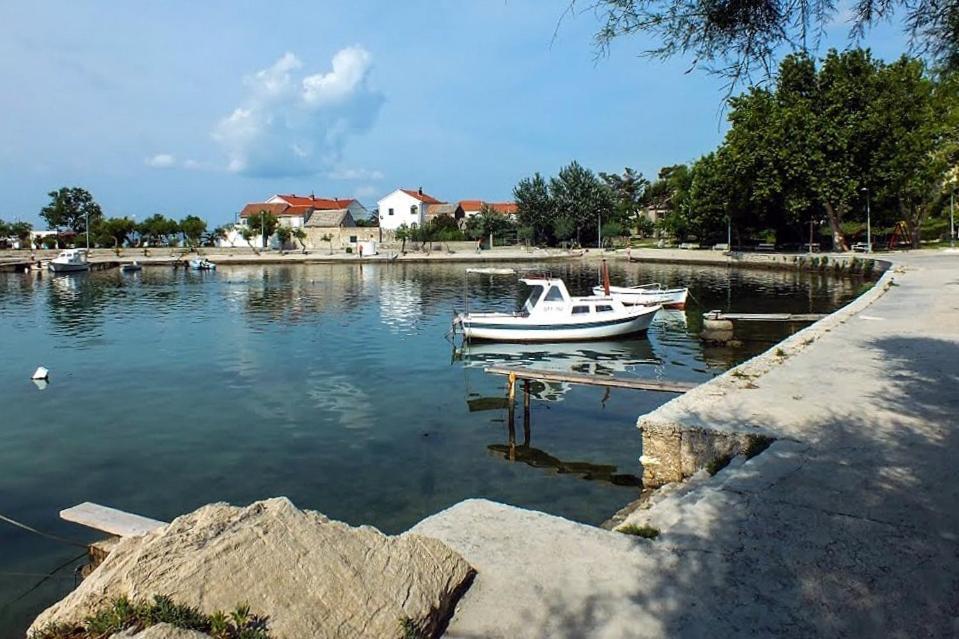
[414,250,959,638]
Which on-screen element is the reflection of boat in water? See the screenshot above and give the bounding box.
[593,283,689,309]
[454,277,659,342]
[458,340,659,402]
[48,249,89,273]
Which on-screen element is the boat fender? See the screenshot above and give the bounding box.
[32,366,49,380]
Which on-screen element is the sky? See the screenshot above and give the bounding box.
[0,1,911,227]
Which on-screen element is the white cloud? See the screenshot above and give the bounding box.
[328,167,384,181]
[354,185,378,199]
[145,153,176,168]
[213,47,384,178]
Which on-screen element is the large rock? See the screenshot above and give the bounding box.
[31,498,474,638]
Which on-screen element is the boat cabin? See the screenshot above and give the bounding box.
[520,278,614,317]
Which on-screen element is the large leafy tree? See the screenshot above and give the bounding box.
[40,187,103,240]
[581,0,959,88]
[514,172,554,244]
[600,167,649,231]
[179,215,207,249]
[95,217,137,250]
[246,210,279,248]
[138,214,180,246]
[549,161,614,246]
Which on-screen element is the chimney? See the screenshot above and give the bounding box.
[418,187,423,195]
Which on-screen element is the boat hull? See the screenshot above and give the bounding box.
[48,261,89,273]
[461,307,658,342]
[592,286,688,309]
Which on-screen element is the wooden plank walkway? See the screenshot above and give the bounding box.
[704,312,827,322]
[485,366,696,394]
[61,502,167,537]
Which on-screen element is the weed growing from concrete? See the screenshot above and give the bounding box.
[743,435,775,459]
[29,596,271,639]
[400,617,428,639]
[775,348,787,357]
[618,524,660,539]
[706,453,735,475]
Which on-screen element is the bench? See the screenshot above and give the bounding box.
[851,242,871,253]
[802,243,821,253]
[678,242,699,250]
[756,243,776,252]
[712,243,730,251]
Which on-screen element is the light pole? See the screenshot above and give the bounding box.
[861,186,871,253]
[85,209,90,250]
[597,212,602,249]
[727,216,731,250]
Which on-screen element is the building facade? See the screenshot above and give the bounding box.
[376,188,444,230]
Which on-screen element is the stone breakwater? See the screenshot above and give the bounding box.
[30,498,475,639]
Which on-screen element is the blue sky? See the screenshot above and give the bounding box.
[0,1,910,226]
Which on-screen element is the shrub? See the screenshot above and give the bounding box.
[618,524,660,539]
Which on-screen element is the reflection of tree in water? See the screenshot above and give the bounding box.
[238,266,367,324]
[45,273,110,338]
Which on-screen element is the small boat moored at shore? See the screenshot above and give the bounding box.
[592,283,688,309]
[121,261,143,273]
[48,249,90,273]
[454,276,660,342]
[189,258,216,270]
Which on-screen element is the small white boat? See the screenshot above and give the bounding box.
[121,261,142,272]
[48,249,90,273]
[189,258,216,270]
[454,276,660,342]
[592,283,688,309]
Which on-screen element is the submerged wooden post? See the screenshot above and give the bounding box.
[507,372,517,460]
[523,380,531,446]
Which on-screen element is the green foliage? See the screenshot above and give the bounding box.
[514,172,554,244]
[618,524,660,539]
[138,214,180,246]
[399,616,427,639]
[463,206,516,243]
[743,435,775,459]
[179,215,207,248]
[0,219,32,247]
[29,595,271,639]
[246,210,279,247]
[706,453,735,475]
[93,217,136,250]
[40,187,103,235]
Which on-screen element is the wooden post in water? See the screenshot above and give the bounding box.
[523,380,531,446]
[507,372,517,460]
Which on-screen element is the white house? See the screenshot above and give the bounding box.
[377,188,445,230]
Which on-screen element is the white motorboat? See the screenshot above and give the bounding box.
[189,258,216,270]
[121,261,142,272]
[454,276,660,342]
[48,249,90,273]
[592,283,689,309]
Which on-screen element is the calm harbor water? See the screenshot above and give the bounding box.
[0,260,860,635]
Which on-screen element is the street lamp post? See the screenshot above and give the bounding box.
[85,209,90,250]
[951,189,955,248]
[727,216,732,250]
[861,187,871,253]
[597,212,602,249]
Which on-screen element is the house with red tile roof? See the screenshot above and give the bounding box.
[225,194,370,249]
[377,188,446,230]
[457,200,519,221]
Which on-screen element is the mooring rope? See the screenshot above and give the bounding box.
[0,513,88,548]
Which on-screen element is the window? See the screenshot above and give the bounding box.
[410,205,418,215]
[544,286,565,302]
[572,305,590,315]
[595,305,613,313]
[523,285,545,311]
[388,208,394,216]
[349,236,357,243]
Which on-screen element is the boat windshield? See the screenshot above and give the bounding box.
[522,285,545,313]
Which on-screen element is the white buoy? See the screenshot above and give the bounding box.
[32,366,49,380]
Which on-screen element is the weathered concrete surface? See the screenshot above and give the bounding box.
[415,251,959,637]
[31,498,474,639]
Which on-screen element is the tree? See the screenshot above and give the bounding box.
[514,173,555,244]
[549,161,614,246]
[203,226,228,247]
[275,225,293,251]
[291,227,307,253]
[138,214,180,246]
[95,217,136,253]
[600,167,649,232]
[179,215,207,250]
[40,187,103,245]
[464,206,517,246]
[240,226,260,255]
[246,210,278,248]
[583,0,959,90]
[394,224,411,253]
[10,221,32,248]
